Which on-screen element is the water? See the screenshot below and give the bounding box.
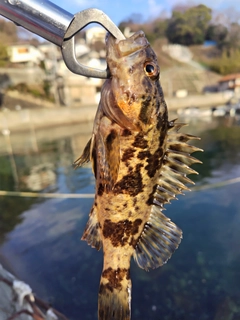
[0,114,240,320]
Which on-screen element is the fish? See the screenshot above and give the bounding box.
[74,30,202,320]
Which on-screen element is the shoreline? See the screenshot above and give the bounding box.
[0,91,232,133]
[0,104,98,132]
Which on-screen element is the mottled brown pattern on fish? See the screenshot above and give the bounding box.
[122,129,132,137]
[121,147,135,162]
[97,183,104,197]
[113,163,144,196]
[139,96,152,124]
[132,132,148,149]
[101,267,130,292]
[76,30,202,320]
[103,218,142,247]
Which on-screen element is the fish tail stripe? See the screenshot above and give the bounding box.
[98,270,131,320]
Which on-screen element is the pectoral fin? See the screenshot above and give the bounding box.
[96,117,120,192]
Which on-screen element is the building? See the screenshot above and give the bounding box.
[218,73,240,93]
[7,44,44,65]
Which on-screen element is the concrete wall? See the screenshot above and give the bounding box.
[0,67,45,86]
[166,91,232,110]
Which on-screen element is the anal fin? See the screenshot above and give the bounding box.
[133,205,182,271]
[81,205,102,250]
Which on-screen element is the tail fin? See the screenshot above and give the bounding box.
[98,267,131,320]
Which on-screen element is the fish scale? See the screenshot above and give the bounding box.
[74,30,202,320]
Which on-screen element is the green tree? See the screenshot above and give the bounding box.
[223,23,240,52]
[207,49,240,75]
[206,22,240,53]
[205,23,228,48]
[151,18,168,41]
[166,5,212,45]
[118,14,167,44]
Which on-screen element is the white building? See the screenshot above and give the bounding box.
[7,44,44,65]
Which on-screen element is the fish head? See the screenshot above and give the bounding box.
[105,30,161,130]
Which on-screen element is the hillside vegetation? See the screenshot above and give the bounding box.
[1,4,240,77]
[119,4,240,75]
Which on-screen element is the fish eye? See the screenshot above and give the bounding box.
[144,62,159,79]
[145,64,155,74]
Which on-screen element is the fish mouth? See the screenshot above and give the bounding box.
[106,30,149,58]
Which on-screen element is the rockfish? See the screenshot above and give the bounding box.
[75,31,202,320]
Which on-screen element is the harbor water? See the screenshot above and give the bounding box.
[0,112,240,320]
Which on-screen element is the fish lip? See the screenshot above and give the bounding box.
[107,30,150,58]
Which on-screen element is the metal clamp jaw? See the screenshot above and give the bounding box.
[62,8,125,79]
[0,0,125,78]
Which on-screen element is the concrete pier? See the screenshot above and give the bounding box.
[0,91,232,133]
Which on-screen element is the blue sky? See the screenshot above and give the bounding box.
[51,0,239,26]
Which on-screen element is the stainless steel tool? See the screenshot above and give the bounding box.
[0,0,125,78]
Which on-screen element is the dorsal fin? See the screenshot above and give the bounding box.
[158,119,202,203]
[133,120,202,271]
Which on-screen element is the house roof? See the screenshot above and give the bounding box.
[219,73,240,82]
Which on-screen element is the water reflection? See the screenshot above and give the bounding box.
[0,121,93,191]
[0,116,240,319]
[0,122,94,245]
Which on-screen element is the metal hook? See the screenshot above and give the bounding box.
[61,8,125,79]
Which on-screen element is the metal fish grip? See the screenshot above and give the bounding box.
[62,8,125,79]
[0,1,124,79]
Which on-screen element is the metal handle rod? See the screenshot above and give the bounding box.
[0,0,73,46]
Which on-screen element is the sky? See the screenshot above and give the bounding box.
[50,0,239,26]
